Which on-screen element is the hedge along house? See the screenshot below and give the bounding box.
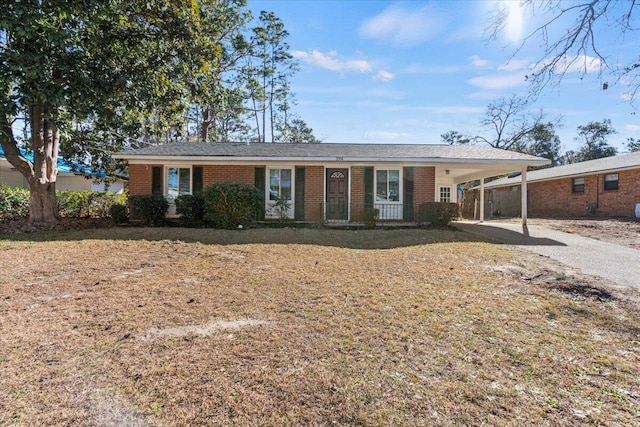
[113,142,550,224]
[468,151,640,219]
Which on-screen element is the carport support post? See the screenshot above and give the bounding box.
[521,167,528,226]
[479,177,485,222]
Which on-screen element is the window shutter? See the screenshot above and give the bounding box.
[254,167,266,220]
[364,167,374,208]
[254,167,266,195]
[295,167,305,221]
[151,166,162,195]
[403,167,414,221]
[192,166,203,195]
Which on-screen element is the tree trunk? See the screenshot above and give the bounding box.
[29,181,58,222]
[28,101,60,223]
[201,107,213,142]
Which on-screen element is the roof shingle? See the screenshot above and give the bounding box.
[114,142,549,163]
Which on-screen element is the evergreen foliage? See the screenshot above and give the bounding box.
[175,194,205,223]
[128,195,169,226]
[203,182,263,229]
[416,202,458,227]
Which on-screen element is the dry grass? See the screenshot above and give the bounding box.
[1,227,639,426]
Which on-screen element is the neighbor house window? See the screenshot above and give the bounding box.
[572,177,585,193]
[269,168,292,201]
[604,173,619,190]
[376,169,400,202]
[439,186,452,203]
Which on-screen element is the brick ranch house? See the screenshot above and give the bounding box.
[113,143,549,224]
[469,151,640,218]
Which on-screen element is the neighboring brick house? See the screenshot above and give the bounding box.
[474,152,640,218]
[113,142,549,223]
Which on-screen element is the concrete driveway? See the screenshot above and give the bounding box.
[453,221,640,289]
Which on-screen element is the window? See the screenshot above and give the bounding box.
[166,167,191,201]
[572,177,585,193]
[439,186,452,203]
[269,168,292,201]
[604,173,619,190]
[376,169,400,202]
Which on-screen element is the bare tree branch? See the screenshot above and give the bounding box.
[491,1,640,101]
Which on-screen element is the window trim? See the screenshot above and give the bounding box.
[374,167,402,204]
[603,173,619,191]
[268,167,293,202]
[165,166,193,199]
[266,166,295,220]
[572,177,585,194]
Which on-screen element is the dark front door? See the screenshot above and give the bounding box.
[326,168,349,220]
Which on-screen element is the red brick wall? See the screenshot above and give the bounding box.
[303,166,324,222]
[528,169,640,217]
[414,166,436,205]
[350,166,365,221]
[202,165,255,187]
[128,164,154,195]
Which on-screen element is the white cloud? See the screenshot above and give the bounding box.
[622,93,635,102]
[364,131,411,140]
[386,104,484,114]
[404,64,460,74]
[366,87,405,99]
[291,49,372,73]
[625,124,640,132]
[469,55,492,68]
[372,70,395,82]
[425,106,485,115]
[504,1,524,43]
[359,4,441,46]
[467,73,527,90]
[498,58,530,71]
[534,54,603,75]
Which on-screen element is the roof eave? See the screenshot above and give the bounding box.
[113,154,550,166]
[483,163,640,188]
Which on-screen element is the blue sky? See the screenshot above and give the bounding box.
[247,0,640,153]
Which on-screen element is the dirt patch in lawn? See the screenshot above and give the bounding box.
[1,227,639,426]
[496,217,640,249]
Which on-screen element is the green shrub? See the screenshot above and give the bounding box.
[57,191,91,217]
[109,203,129,224]
[0,184,30,220]
[175,194,204,223]
[416,202,458,227]
[129,194,168,226]
[57,191,127,218]
[361,207,379,229]
[203,182,263,229]
[0,185,127,220]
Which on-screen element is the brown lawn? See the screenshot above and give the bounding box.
[0,227,639,426]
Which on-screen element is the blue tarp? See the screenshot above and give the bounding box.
[0,145,105,177]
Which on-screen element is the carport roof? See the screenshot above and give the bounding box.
[479,151,640,189]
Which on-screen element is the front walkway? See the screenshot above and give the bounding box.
[453,221,640,289]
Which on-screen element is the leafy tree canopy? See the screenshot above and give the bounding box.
[440,130,472,145]
[511,122,562,167]
[1,0,227,221]
[625,137,640,152]
[573,119,618,162]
